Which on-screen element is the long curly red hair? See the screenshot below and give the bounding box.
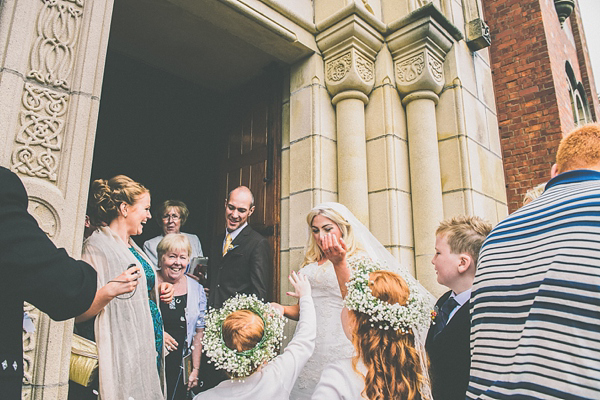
[349,270,429,400]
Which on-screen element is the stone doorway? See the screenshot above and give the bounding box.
[89,0,285,300]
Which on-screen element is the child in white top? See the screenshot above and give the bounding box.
[195,271,315,400]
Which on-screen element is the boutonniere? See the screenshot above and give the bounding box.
[225,244,238,254]
[431,306,439,325]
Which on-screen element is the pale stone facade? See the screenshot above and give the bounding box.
[0,0,505,398]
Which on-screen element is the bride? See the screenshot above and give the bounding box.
[271,202,433,399]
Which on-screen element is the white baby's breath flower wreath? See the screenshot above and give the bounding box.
[202,293,286,379]
[345,256,432,333]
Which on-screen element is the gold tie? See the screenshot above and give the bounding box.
[223,233,232,256]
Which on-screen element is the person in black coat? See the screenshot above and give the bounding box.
[207,186,270,309]
[426,216,491,400]
[197,186,271,392]
[0,166,98,399]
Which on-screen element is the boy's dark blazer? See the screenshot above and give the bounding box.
[425,290,471,400]
[207,224,271,309]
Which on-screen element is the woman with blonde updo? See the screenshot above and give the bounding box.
[313,270,430,400]
[77,175,174,399]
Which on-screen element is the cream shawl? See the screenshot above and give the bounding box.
[82,226,165,400]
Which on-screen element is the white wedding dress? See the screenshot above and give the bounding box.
[290,260,354,399]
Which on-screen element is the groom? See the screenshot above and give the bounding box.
[198,186,271,392]
[207,185,271,309]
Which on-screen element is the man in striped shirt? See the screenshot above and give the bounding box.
[468,124,600,399]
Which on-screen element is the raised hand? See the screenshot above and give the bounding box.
[320,233,347,266]
[286,270,311,299]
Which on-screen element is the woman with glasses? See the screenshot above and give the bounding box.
[144,200,204,268]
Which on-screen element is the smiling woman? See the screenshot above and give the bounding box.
[78,175,173,399]
[156,233,207,400]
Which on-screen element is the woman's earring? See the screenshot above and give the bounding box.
[124,213,128,218]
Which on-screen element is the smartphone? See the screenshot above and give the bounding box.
[127,263,139,280]
[189,257,208,270]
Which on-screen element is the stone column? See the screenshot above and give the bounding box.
[386,4,461,293]
[316,14,384,226]
[0,0,114,398]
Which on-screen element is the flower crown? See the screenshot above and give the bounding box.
[203,294,286,379]
[345,256,432,333]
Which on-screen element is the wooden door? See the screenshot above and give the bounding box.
[215,69,282,302]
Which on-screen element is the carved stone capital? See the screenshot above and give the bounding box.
[386,3,461,96]
[316,14,384,98]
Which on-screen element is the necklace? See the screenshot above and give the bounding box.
[168,296,182,310]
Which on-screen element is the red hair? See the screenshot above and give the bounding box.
[349,271,428,400]
[222,310,265,376]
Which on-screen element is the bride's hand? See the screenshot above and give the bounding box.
[320,233,347,265]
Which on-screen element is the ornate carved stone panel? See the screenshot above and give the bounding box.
[11,84,69,182]
[394,49,445,95]
[355,55,374,82]
[22,303,39,388]
[428,56,443,82]
[326,52,352,82]
[324,49,375,97]
[396,53,425,84]
[28,0,85,90]
[11,0,84,184]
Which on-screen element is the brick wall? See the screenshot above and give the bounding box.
[482,0,563,212]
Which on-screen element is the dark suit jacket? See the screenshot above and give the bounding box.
[0,167,97,399]
[425,290,471,400]
[207,224,270,309]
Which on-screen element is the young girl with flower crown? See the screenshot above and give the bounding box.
[194,271,315,400]
[313,260,433,400]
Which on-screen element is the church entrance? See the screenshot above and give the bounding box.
[89,0,283,302]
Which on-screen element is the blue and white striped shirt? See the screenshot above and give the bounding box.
[468,169,600,399]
